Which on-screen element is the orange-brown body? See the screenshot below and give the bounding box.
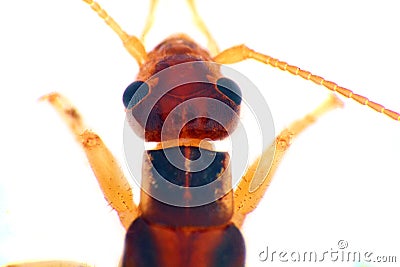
[123,148,245,267]
[122,35,245,266]
[126,35,240,142]
[8,1,397,267]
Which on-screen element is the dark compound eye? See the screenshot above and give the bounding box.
[216,77,242,106]
[123,81,149,109]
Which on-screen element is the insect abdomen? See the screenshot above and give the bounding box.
[122,217,245,267]
[122,146,245,266]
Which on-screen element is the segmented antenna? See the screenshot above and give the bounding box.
[82,0,147,65]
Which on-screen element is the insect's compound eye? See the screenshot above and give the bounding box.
[215,77,242,106]
[122,81,150,109]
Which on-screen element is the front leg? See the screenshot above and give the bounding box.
[41,92,137,229]
[233,94,343,228]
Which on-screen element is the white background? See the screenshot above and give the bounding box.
[0,1,399,266]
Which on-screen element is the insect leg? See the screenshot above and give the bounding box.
[82,0,147,66]
[232,94,344,228]
[140,0,159,43]
[40,93,138,230]
[214,45,400,121]
[186,0,219,55]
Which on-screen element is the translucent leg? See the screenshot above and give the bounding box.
[187,0,219,55]
[232,94,344,228]
[140,0,159,43]
[40,93,137,230]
